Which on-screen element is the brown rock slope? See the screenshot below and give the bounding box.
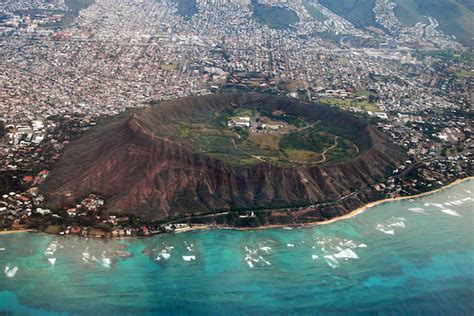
[42,93,404,223]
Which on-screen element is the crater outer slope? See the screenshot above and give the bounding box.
[42,93,404,223]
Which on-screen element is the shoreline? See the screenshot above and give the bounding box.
[199,176,474,232]
[310,176,473,227]
[0,229,38,235]
[0,177,472,237]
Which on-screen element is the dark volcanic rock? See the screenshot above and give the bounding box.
[41,93,404,223]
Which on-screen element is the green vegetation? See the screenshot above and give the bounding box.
[30,0,95,28]
[371,74,388,82]
[311,31,344,45]
[160,63,179,71]
[259,110,307,128]
[52,0,95,27]
[318,0,382,29]
[0,121,5,138]
[338,57,349,65]
[392,0,474,46]
[414,50,474,66]
[391,0,427,26]
[319,97,379,112]
[276,80,306,94]
[64,0,95,15]
[355,90,376,97]
[281,129,335,155]
[210,48,230,61]
[356,90,379,103]
[174,0,198,20]
[302,0,327,22]
[252,1,299,30]
[455,70,473,78]
[317,0,473,46]
[173,107,361,167]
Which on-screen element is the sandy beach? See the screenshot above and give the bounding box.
[0,229,38,235]
[311,176,473,227]
[205,176,474,232]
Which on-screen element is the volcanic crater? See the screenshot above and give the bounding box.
[42,93,404,225]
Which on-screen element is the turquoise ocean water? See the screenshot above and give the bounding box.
[1,180,473,315]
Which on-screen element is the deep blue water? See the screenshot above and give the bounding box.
[1,180,473,315]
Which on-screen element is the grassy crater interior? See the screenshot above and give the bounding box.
[163,99,370,167]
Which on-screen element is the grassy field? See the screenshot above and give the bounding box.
[174,107,360,166]
[252,1,299,30]
[246,133,281,151]
[455,70,473,78]
[284,149,322,162]
[160,63,179,71]
[281,129,333,154]
[337,57,349,65]
[372,74,388,82]
[319,97,379,112]
[355,90,376,97]
[323,138,358,165]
